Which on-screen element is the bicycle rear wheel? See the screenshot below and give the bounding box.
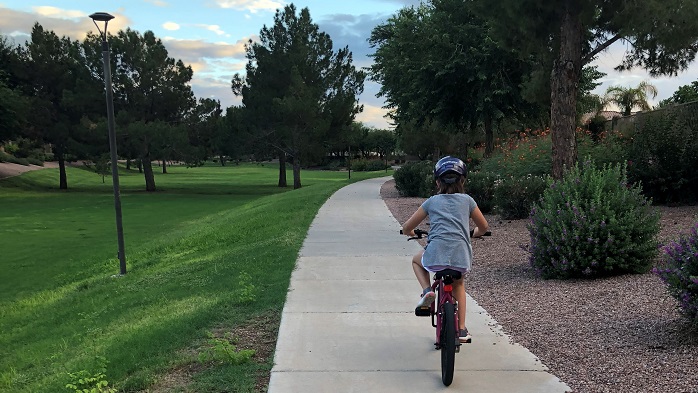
[440,301,456,386]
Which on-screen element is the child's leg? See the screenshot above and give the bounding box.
[453,277,466,330]
[411,250,431,290]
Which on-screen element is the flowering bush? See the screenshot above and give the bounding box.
[653,225,698,322]
[493,174,548,220]
[528,159,660,279]
[479,129,552,178]
[479,127,631,180]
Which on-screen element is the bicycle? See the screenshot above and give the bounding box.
[401,227,491,386]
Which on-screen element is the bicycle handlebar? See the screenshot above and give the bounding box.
[400,228,491,241]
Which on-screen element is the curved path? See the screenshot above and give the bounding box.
[268,176,571,392]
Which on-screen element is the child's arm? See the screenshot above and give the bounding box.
[402,206,427,237]
[470,207,489,237]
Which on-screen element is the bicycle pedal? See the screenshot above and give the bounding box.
[414,307,431,317]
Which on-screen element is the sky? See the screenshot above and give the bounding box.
[1,0,696,129]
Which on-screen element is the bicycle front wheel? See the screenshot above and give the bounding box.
[440,301,456,386]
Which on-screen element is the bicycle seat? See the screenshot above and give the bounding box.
[435,269,462,281]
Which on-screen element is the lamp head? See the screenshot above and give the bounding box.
[89,12,114,22]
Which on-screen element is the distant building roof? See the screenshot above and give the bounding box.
[580,110,622,124]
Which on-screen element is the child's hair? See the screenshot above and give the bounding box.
[436,175,465,194]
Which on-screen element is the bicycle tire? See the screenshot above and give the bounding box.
[441,301,456,386]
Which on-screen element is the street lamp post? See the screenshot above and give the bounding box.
[90,12,127,275]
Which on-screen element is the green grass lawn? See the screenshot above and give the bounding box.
[0,163,390,392]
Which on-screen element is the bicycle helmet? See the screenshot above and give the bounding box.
[434,156,466,184]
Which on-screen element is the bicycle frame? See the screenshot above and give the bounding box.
[430,272,461,352]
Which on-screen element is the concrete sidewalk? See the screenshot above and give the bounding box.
[268,177,571,392]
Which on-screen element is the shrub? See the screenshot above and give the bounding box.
[493,174,548,220]
[26,157,44,166]
[578,129,628,168]
[0,150,12,163]
[393,161,433,197]
[624,107,698,204]
[528,159,660,279]
[351,159,388,172]
[466,171,496,214]
[653,224,698,322]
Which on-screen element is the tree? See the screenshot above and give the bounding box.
[15,24,102,189]
[217,106,251,166]
[473,0,698,178]
[232,4,365,189]
[0,76,27,143]
[397,119,449,160]
[367,129,397,160]
[85,28,195,191]
[185,98,223,165]
[0,37,28,143]
[602,81,658,116]
[368,0,540,157]
[659,81,698,106]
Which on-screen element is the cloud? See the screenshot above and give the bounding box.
[190,77,241,107]
[162,22,180,31]
[316,13,390,61]
[0,7,131,41]
[196,24,226,36]
[213,0,285,13]
[32,6,86,20]
[163,36,248,61]
[162,37,248,101]
[374,0,421,6]
[144,0,169,6]
[356,102,392,129]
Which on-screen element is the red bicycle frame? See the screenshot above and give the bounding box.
[429,270,461,351]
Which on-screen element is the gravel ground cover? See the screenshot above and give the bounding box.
[381,179,698,393]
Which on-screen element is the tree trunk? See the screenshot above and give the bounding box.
[162,160,167,174]
[126,159,131,170]
[292,156,302,189]
[550,2,584,180]
[219,155,226,166]
[142,155,156,192]
[57,149,67,190]
[484,114,494,158]
[137,159,143,173]
[278,152,287,188]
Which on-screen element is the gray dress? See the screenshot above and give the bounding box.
[421,193,477,273]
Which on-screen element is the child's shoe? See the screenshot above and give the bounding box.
[417,289,436,309]
[459,327,472,343]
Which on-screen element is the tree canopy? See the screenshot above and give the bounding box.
[232,4,365,189]
[472,0,698,178]
[368,0,540,157]
[659,81,698,106]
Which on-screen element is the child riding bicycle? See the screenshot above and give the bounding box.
[401,156,489,343]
